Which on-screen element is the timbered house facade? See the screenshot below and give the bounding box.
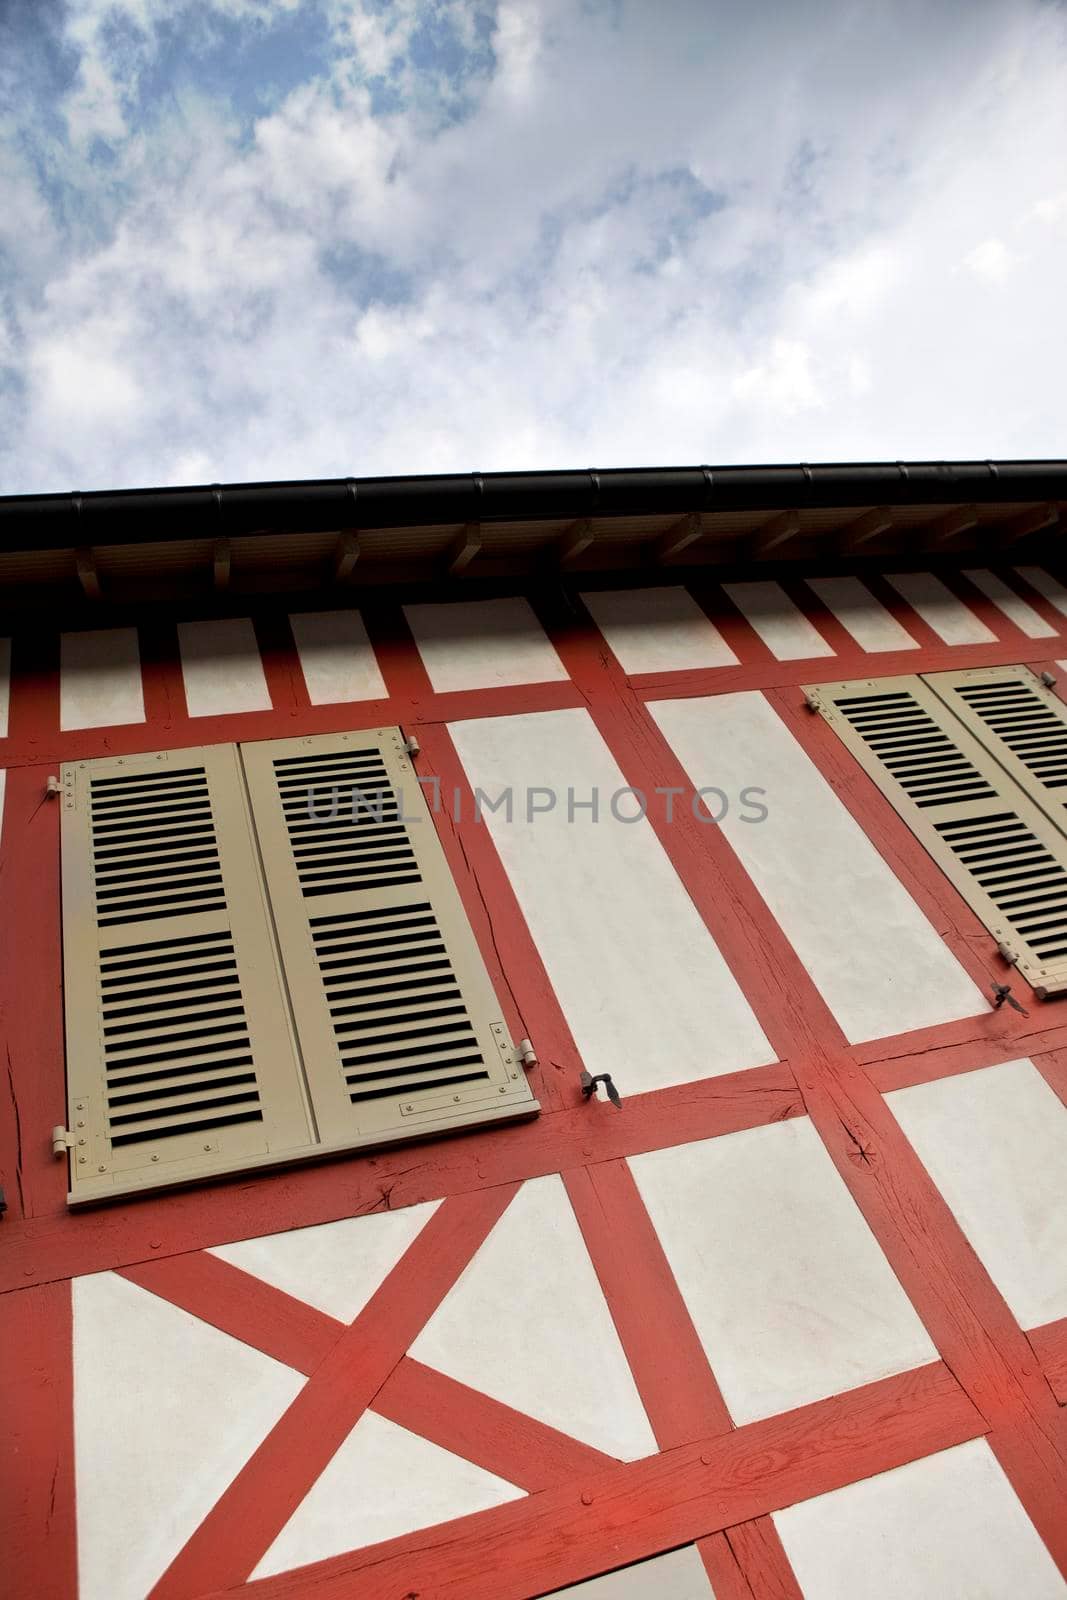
[3,460,1067,1600]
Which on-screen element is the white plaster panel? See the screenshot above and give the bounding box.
[885,571,996,644]
[210,1200,439,1323]
[411,1175,658,1460]
[60,627,145,730]
[804,576,918,652]
[962,569,1057,638]
[722,580,834,659]
[289,608,387,704]
[546,1546,716,1598]
[253,1410,522,1578]
[581,587,737,674]
[649,692,982,1043]
[1016,565,1067,619]
[73,1271,303,1600]
[629,1119,936,1424]
[449,707,773,1092]
[177,617,272,716]
[404,597,568,692]
[887,1058,1067,1329]
[0,635,10,737]
[773,1438,1066,1600]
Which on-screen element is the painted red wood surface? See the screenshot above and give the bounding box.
[0,1280,77,1600]
[206,1362,984,1600]
[2,560,1067,1600]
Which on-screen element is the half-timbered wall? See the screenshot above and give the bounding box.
[3,562,1067,1600]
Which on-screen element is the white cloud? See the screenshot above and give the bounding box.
[1,0,1066,493]
[963,237,1020,283]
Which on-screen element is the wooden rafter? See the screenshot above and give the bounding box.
[212,538,231,591]
[927,505,979,547]
[839,506,894,553]
[557,518,594,567]
[332,530,360,583]
[74,547,102,601]
[1000,503,1058,546]
[446,523,482,577]
[655,511,704,563]
[751,509,800,559]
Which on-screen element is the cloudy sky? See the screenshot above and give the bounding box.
[1,0,1065,494]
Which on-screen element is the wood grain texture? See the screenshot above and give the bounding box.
[0,765,68,1220]
[207,1362,981,1600]
[719,1518,806,1600]
[1029,1318,1067,1405]
[0,1279,76,1600]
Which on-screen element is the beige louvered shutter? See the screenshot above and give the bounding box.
[924,665,1067,833]
[61,746,312,1201]
[807,675,1067,995]
[239,728,538,1149]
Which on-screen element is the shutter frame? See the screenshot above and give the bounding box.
[924,665,1067,835]
[807,674,1067,995]
[240,727,538,1142]
[61,745,312,1202]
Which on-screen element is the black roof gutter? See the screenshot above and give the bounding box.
[0,459,1065,553]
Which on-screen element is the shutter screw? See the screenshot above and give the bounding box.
[453,1095,460,1102]
[78,1156,86,1164]
[405,1104,413,1111]
[77,1121,84,1128]
[97,1165,105,1172]
[498,1086,507,1094]
[151,1154,159,1162]
[77,1138,85,1146]
[203,1144,212,1152]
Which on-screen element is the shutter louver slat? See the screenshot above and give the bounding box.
[240,728,539,1144]
[807,675,1067,996]
[924,666,1067,832]
[61,746,312,1201]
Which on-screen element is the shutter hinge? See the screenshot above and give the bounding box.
[997,941,1020,967]
[517,1037,538,1068]
[403,733,421,757]
[46,775,62,797]
[803,690,822,712]
[52,1126,75,1155]
[1041,670,1057,688]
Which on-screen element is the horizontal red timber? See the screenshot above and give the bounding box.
[865,1030,1067,1096]
[201,1362,982,1600]
[0,1063,802,1293]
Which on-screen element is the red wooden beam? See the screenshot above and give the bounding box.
[0,1063,802,1293]
[0,1280,77,1600]
[149,1184,519,1599]
[121,1252,344,1376]
[205,1361,981,1600]
[374,1357,616,1493]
